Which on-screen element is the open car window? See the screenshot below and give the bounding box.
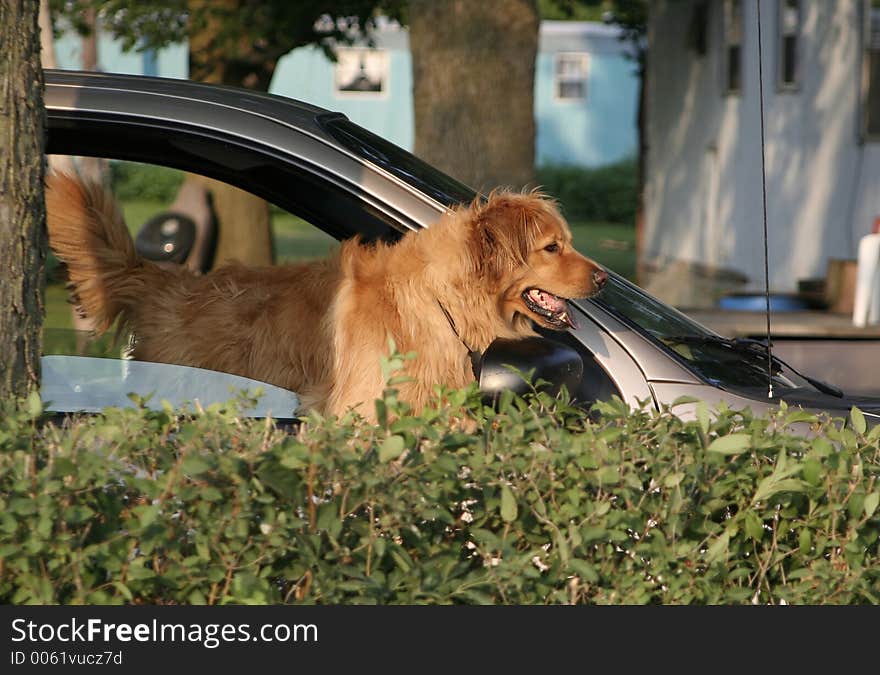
[43,157,339,418]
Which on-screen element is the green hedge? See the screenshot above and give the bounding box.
[1,384,879,604]
[109,161,184,203]
[537,157,638,224]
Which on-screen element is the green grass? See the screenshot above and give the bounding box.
[569,221,636,281]
[273,212,339,261]
[45,285,74,330]
[44,200,636,335]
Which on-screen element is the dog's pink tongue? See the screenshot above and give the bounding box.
[560,304,579,330]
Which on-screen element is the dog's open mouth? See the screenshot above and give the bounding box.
[522,288,579,329]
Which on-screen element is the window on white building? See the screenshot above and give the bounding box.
[778,0,800,89]
[723,0,743,94]
[555,52,589,101]
[863,3,880,138]
[687,1,709,56]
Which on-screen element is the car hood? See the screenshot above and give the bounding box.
[777,388,880,418]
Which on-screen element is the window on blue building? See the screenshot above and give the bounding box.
[555,52,589,101]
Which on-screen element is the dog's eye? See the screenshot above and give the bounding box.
[544,242,560,253]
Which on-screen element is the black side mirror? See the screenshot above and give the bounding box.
[477,336,584,404]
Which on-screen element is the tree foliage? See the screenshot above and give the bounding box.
[49,0,405,59]
[49,0,406,91]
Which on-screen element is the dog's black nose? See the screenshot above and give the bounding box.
[593,268,608,288]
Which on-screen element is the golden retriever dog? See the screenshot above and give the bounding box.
[45,172,607,420]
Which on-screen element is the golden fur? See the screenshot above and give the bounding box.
[45,172,607,420]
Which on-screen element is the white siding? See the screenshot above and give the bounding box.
[645,0,872,301]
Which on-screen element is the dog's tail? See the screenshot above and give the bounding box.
[45,172,156,334]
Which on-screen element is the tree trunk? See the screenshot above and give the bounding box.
[41,0,74,176]
[189,174,275,267]
[409,0,539,192]
[0,0,47,399]
[183,0,274,268]
[81,6,97,69]
[41,1,93,350]
[38,0,56,68]
[76,6,107,186]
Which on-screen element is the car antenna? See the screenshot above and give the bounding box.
[756,0,774,399]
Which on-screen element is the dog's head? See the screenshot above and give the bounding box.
[464,190,607,331]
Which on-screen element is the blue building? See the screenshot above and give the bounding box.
[534,21,639,167]
[53,19,638,169]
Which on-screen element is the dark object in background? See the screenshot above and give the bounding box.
[133,179,217,274]
[135,212,197,265]
[797,277,828,310]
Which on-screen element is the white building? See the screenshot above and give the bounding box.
[642,0,880,307]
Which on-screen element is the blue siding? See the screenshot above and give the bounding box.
[53,31,188,79]
[534,51,638,166]
[153,43,188,80]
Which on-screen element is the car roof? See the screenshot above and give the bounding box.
[43,69,463,240]
[44,69,338,140]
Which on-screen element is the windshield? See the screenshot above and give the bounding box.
[589,271,823,394]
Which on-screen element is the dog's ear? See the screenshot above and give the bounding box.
[467,191,548,282]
